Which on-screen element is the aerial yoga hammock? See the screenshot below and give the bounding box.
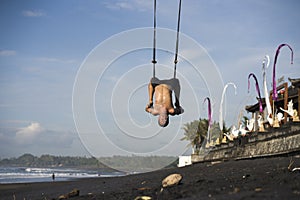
[145,0,184,127]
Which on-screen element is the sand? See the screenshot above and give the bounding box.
[1,155,300,200]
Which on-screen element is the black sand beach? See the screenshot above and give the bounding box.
[1,155,300,200]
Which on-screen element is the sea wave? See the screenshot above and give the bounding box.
[0,167,124,184]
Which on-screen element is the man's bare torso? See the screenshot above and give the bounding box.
[146,77,183,117]
[153,84,174,112]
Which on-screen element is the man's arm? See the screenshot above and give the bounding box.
[145,106,159,115]
[147,81,154,107]
[169,107,184,116]
[146,77,161,109]
[147,77,161,107]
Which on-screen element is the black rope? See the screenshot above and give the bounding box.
[152,0,182,78]
[173,0,182,78]
[152,0,157,78]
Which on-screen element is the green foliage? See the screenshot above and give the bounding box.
[0,154,177,171]
[98,155,176,171]
[181,118,229,152]
[181,118,208,150]
[242,116,249,128]
[0,154,101,168]
[222,121,231,134]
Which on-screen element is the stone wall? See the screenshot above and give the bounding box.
[192,123,300,163]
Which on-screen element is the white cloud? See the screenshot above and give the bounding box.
[35,57,76,64]
[0,50,16,56]
[15,122,44,145]
[104,0,152,12]
[0,122,81,157]
[13,122,76,147]
[22,10,46,17]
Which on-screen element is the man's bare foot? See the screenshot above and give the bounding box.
[175,106,184,114]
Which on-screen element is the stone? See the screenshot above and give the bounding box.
[162,173,182,187]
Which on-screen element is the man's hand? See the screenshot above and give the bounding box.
[145,102,153,112]
[146,102,153,108]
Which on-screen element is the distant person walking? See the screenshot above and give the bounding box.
[52,173,55,181]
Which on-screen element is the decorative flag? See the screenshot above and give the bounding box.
[203,97,212,143]
[262,55,272,116]
[272,44,293,101]
[248,73,263,113]
[219,83,237,131]
[203,97,212,127]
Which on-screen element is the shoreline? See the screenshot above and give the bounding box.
[1,155,300,200]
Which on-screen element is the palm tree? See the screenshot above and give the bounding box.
[242,116,249,128]
[181,118,208,154]
[182,118,230,154]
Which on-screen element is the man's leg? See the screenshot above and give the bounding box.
[147,82,154,107]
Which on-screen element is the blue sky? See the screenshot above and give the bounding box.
[0,0,300,158]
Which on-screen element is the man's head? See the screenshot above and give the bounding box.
[158,109,169,127]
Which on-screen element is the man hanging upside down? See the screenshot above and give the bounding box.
[145,77,184,127]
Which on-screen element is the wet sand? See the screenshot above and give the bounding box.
[1,155,300,200]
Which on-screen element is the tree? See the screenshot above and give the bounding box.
[181,118,230,154]
[242,116,249,128]
[220,121,231,136]
[18,153,36,165]
[181,118,208,154]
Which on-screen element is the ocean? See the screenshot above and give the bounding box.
[0,167,125,184]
